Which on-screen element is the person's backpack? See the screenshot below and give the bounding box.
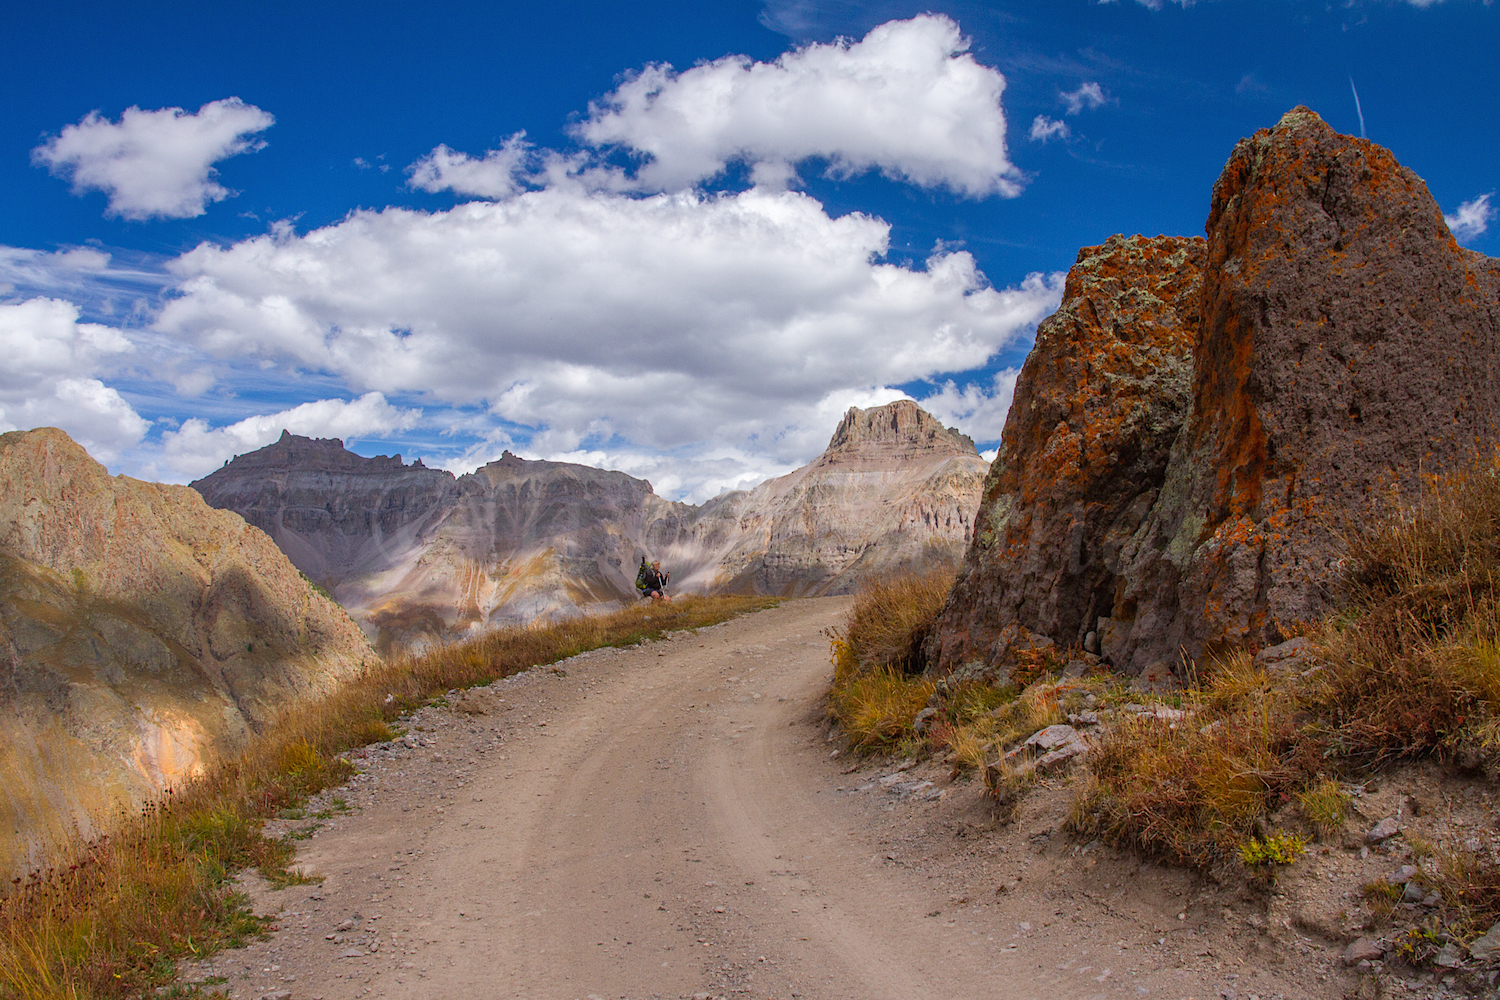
[634,556,650,594]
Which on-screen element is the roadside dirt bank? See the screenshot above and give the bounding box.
[177,597,1461,1000]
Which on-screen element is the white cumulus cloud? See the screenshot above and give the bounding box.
[1060,82,1108,115]
[154,184,1062,499]
[574,15,1022,198]
[407,134,534,199]
[1030,116,1071,143]
[0,297,149,463]
[32,98,274,220]
[150,392,422,482]
[916,368,1022,445]
[1445,193,1494,243]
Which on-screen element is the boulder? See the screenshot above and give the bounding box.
[1252,637,1317,674]
[929,107,1500,678]
[1468,921,1500,962]
[1342,937,1385,965]
[1366,817,1401,844]
[1003,723,1089,774]
[926,234,1202,673]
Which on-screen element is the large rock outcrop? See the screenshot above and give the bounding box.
[929,107,1500,679]
[0,428,374,877]
[194,401,987,649]
[925,234,1204,673]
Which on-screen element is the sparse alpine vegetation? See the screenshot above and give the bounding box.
[0,595,776,1000]
[826,453,1500,960]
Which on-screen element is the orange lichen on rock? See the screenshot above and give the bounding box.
[925,233,1204,673]
[930,106,1500,680]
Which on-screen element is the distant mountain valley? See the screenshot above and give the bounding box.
[191,399,988,652]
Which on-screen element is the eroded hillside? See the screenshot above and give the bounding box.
[193,399,987,650]
[0,428,375,877]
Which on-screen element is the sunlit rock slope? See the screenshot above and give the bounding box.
[0,428,374,877]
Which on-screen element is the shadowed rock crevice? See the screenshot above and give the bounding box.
[929,107,1500,680]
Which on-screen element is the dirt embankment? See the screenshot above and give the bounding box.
[180,599,1470,1000]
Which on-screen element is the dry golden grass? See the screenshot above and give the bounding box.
[1069,695,1298,868]
[825,567,1105,770]
[0,594,776,1000]
[1307,456,1500,763]
[826,569,954,750]
[1422,843,1500,939]
[833,569,955,677]
[1076,452,1500,887]
[829,667,936,749]
[1295,777,1350,841]
[983,681,1069,750]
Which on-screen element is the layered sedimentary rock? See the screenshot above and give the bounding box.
[0,428,374,877]
[930,107,1500,679]
[698,401,987,595]
[194,401,986,649]
[191,430,461,586]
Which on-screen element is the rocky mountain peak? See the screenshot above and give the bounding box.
[197,430,446,478]
[820,400,977,467]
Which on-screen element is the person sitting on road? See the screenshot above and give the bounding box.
[640,559,672,603]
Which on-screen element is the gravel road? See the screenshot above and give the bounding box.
[187,597,1354,1000]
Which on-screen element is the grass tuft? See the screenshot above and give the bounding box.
[826,570,953,749]
[1075,450,1500,911]
[828,668,936,749]
[1295,778,1350,841]
[829,570,955,678]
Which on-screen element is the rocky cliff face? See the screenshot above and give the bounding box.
[192,434,681,646]
[0,428,374,877]
[926,234,1204,674]
[191,430,461,586]
[929,107,1500,680]
[193,400,987,648]
[696,400,988,596]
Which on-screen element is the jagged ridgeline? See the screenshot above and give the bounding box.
[927,107,1500,682]
[0,428,375,878]
[191,399,987,653]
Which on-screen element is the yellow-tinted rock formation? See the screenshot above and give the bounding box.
[0,428,374,877]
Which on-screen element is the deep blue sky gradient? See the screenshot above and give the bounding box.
[3,0,1495,482]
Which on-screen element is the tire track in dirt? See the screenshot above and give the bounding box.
[183,598,1344,1000]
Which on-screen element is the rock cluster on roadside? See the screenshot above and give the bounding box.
[194,400,987,650]
[928,107,1500,679]
[0,427,375,878]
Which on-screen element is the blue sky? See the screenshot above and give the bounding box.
[2,0,1494,500]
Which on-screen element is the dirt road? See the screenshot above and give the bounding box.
[189,598,1349,1000]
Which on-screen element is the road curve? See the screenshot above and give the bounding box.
[195,598,1266,1000]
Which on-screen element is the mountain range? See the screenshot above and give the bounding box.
[192,399,987,651]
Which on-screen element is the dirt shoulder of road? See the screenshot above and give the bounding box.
[177,598,1482,1000]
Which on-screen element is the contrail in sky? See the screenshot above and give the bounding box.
[1349,77,1367,139]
